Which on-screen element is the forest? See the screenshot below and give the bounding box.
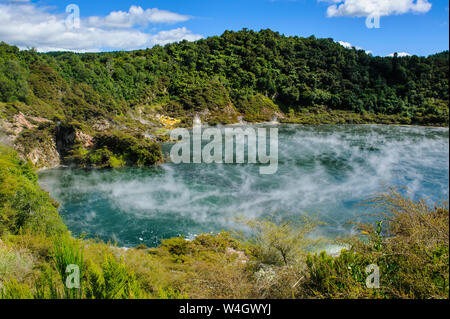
[0,29,448,127]
[0,29,448,168]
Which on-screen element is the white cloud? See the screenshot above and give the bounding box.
[0,3,202,52]
[338,40,357,49]
[149,27,203,46]
[338,40,372,54]
[321,0,432,17]
[388,52,412,57]
[86,6,190,28]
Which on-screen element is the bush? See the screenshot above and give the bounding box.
[236,94,280,122]
[0,145,66,236]
[66,131,162,168]
[161,237,190,258]
[0,279,34,299]
[349,189,449,298]
[157,287,188,299]
[192,232,240,253]
[0,245,34,284]
[94,132,162,166]
[303,189,449,299]
[243,218,319,266]
[84,254,145,299]
[304,250,375,298]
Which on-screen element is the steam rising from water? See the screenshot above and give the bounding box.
[39,125,449,247]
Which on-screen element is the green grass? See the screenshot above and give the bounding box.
[51,236,84,299]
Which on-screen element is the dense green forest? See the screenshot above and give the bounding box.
[1,29,448,124]
[0,29,448,167]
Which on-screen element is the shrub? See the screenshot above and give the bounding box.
[303,189,449,299]
[94,132,162,166]
[349,189,449,298]
[0,245,34,284]
[66,131,161,168]
[304,250,375,298]
[0,279,34,299]
[157,287,188,299]
[0,145,66,236]
[161,237,191,258]
[236,94,280,122]
[192,232,240,253]
[84,254,145,299]
[243,218,319,266]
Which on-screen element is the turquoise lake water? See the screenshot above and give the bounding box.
[38,124,449,247]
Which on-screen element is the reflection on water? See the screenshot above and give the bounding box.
[38,125,449,247]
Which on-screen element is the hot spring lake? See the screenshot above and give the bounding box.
[38,125,449,248]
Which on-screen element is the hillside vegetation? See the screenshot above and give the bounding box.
[0,29,448,167]
[0,146,448,299]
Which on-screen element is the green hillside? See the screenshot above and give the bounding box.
[0,29,448,167]
[1,29,448,124]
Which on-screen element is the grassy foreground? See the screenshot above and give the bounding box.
[0,145,448,299]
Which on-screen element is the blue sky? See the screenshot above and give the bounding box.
[0,0,448,56]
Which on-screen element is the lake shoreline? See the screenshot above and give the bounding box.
[38,124,449,248]
[35,122,449,173]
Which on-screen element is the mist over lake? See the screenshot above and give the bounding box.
[38,124,449,247]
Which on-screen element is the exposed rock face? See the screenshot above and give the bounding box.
[1,114,94,168]
[23,138,60,169]
[23,125,93,169]
[196,103,241,124]
[92,119,111,132]
[1,112,42,144]
[55,123,94,159]
[10,135,60,169]
[222,103,241,119]
[1,113,59,168]
[11,112,35,132]
[76,130,94,148]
